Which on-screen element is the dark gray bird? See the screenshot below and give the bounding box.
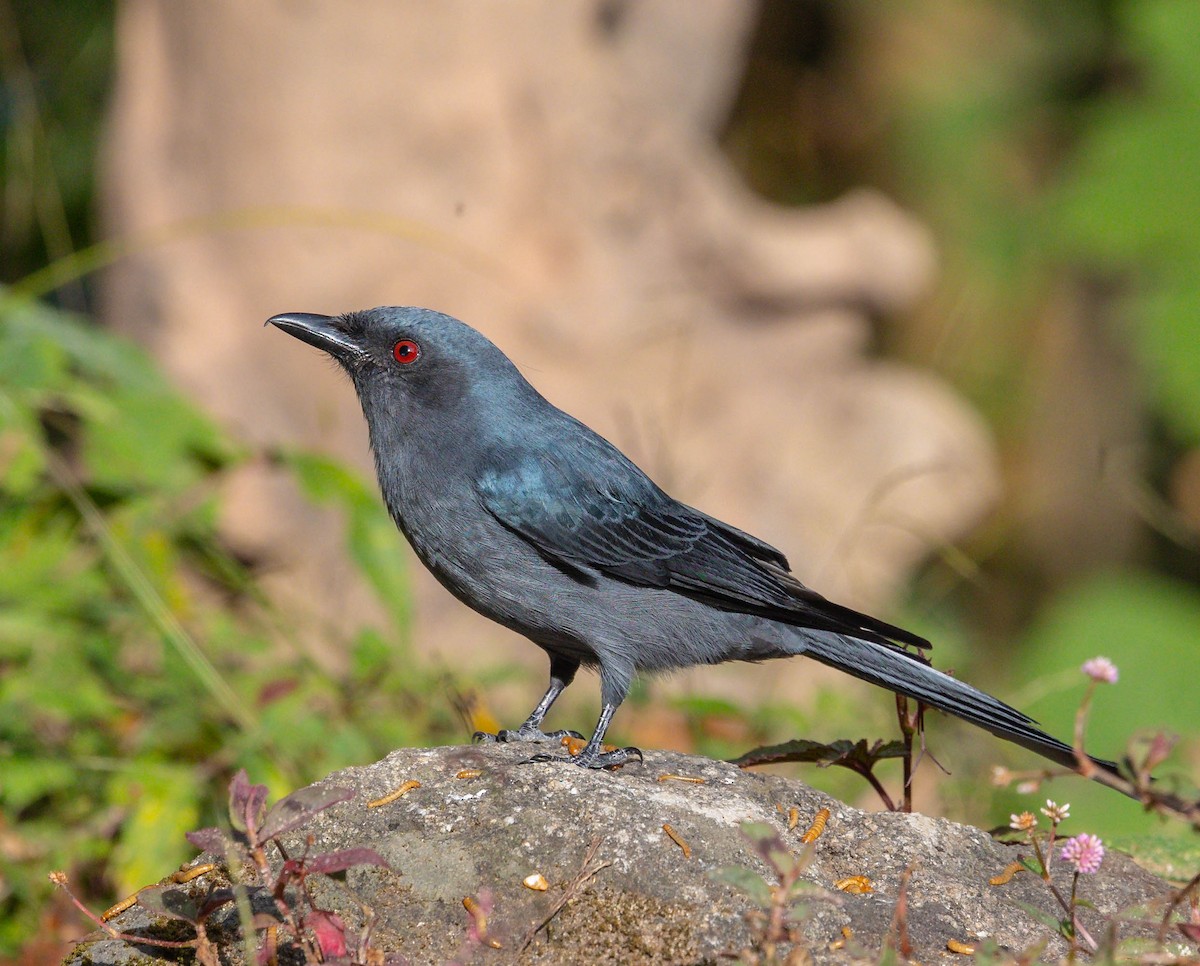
[269,306,1120,779]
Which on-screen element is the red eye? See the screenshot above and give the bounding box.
[392,339,421,365]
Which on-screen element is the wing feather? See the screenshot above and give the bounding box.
[476,438,928,650]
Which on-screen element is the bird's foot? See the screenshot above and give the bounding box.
[473,725,584,744]
[526,745,644,770]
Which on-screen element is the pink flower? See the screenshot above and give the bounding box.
[1081,657,1118,684]
[1060,833,1105,874]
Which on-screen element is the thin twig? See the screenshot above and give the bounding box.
[857,766,897,812]
[519,837,611,953]
[886,864,915,960]
[49,873,197,950]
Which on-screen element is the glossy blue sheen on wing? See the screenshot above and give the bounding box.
[476,435,800,610]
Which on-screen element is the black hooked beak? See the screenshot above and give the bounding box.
[266,312,366,363]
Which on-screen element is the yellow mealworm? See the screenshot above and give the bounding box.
[801,808,830,844]
[101,893,139,921]
[366,779,420,808]
[662,823,692,858]
[830,921,859,945]
[170,863,217,884]
[989,860,1023,886]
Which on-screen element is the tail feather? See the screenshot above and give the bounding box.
[795,630,1124,783]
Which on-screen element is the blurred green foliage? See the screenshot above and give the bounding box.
[1020,571,1200,839]
[879,0,1200,840]
[0,294,459,953]
[0,1,113,291]
[726,0,1200,841]
[1051,0,1200,443]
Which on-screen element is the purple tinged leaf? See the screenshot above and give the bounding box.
[228,769,268,838]
[260,783,355,841]
[278,847,387,887]
[196,888,235,919]
[303,848,389,875]
[186,827,231,856]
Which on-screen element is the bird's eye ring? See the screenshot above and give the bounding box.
[392,339,421,365]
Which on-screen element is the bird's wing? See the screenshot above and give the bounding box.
[475,438,928,650]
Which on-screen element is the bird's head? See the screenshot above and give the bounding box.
[267,306,538,431]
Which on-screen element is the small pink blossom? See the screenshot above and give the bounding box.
[1081,657,1119,684]
[1060,833,1105,874]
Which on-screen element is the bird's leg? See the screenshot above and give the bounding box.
[565,702,643,769]
[474,656,583,744]
[525,667,643,769]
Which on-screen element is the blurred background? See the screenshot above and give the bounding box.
[2,0,1198,958]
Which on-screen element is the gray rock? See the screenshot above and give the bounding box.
[66,744,1177,964]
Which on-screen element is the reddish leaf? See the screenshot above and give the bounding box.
[304,847,389,875]
[1180,922,1200,943]
[260,783,355,840]
[732,738,906,770]
[257,677,299,707]
[308,909,349,957]
[279,847,387,888]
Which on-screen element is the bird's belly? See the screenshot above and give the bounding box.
[403,518,600,653]
[393,494,778,672]
[419,537,777,672]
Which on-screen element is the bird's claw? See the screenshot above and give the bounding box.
[473,726,584,744]
[523,745,644,770]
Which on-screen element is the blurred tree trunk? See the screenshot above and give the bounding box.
[100,0,997,717]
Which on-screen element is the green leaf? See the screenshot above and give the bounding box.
[739,821,779,843]
[1048,0,1200,440]
[282,451,411,633]
[1106,834,1200,884]
[0,758,78,812]
[1013,900,1068,934]
[1018,570,1200,839]
[137,884,202,924]
[709,865,772,906]
[108,765,201,896]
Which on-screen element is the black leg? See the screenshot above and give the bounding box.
[474,655,584,744]
[525,663,643,769]
[567,701,644,769]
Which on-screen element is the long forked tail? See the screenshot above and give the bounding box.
[795,630,1126,787]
